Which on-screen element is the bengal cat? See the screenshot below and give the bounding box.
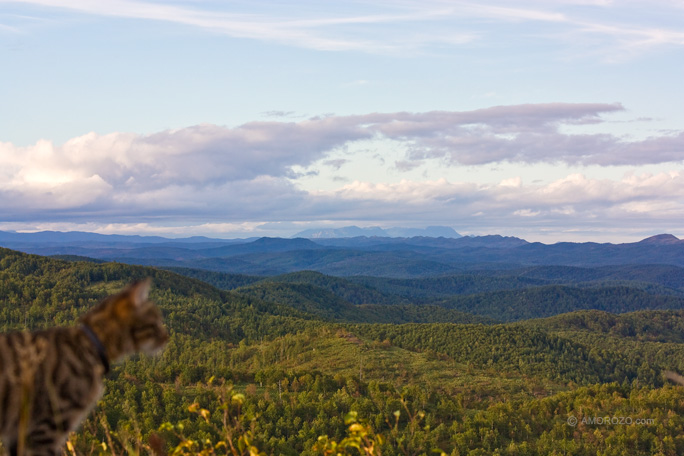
[0,279,168,456]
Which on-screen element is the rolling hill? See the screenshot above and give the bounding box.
[3,245,684,454]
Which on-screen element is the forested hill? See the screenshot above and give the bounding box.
[0,246,315,339]
[164,264,684,323]
[4,246,684,455]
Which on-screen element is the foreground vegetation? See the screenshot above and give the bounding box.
[2,247,684,455]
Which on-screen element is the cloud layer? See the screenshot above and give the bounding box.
[1,103,682,238]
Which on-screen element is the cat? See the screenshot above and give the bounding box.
[0,279,168,456]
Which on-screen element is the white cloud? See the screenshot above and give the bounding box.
[3,106,680,185]
[315,171,684,228]
[0,105,682,239]
[499,177,522,188]
[513,209,541,217]
[325,178,477,204]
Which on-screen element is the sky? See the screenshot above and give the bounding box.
[1,0,683,242]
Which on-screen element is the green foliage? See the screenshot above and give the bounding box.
[513,264,684,293]
[163,267,263,291]
[349,322,653,386]
[259,271,402,306]
[523,309,684,343]
[168,263,684,324]
[4,247,684,455]
[433,285,684,322]
[235,281,493,324]
[69,380,684,456]
[349,274,546,299]
[164,383,266,456]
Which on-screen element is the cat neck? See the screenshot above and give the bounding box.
[81,324,110,375]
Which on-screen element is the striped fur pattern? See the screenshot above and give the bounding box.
[0,279,168,456]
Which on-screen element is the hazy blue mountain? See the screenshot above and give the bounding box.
[193,248,461,278]
[0,229,237,245]
[294,226,388,238]
[3,232,684,276]
[312,234,527,249]
[637,233,683,245]
[510,234,684,267]
[194,237,325,257]
[293,225,461,239]
[384,226,462,238]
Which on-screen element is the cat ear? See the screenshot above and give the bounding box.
[130,278,152,306]
[111,279,151,319]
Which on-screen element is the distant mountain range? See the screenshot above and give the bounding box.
[0,230,250,246]
[1,230,683,277]
[293,225,461,238]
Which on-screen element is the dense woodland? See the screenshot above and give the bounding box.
[3,246,684,455]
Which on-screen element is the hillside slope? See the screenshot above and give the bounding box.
[3,247,684,455]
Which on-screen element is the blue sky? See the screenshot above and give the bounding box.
[1,0,682,242]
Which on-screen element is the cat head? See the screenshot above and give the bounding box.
[81,279,169,360]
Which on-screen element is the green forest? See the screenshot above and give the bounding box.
[2,246,684,455]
